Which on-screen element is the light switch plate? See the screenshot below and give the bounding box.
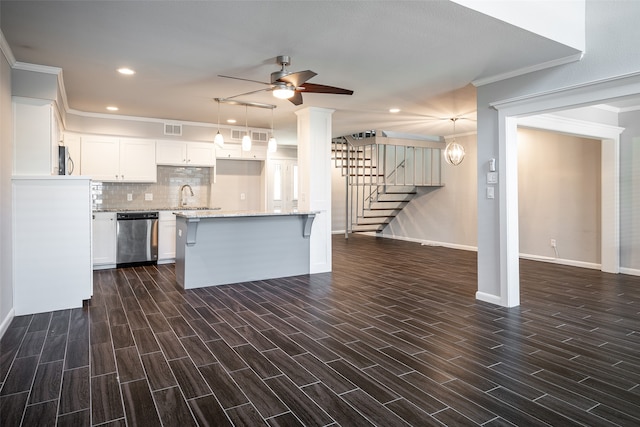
[487,187,495,199]
[487,172,498,184]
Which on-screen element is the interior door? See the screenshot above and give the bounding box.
[267,159,298,212]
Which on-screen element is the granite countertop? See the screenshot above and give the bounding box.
[93,206,219,213]
[173,210,317,219]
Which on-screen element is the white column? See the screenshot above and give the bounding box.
[295,107,334,274]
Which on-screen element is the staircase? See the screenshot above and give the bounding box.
[333,132,443,233]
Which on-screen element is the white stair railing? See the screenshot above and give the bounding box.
[333,134,442,236]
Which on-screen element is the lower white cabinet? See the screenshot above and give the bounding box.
[158,211,177,262]
[93,211,116,268]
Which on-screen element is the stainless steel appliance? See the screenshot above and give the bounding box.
[116,212,159,267]
[58,145,75,175]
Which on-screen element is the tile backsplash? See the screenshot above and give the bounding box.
[92,166,211,210]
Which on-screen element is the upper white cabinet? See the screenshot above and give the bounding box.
[215,143,267,161]
[242,144,267,161]
[13,97,61,176]
[215,143,242,159]
[81,136,157,182]
[156,141,216,167]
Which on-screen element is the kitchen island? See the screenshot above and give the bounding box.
[174,210,317,289]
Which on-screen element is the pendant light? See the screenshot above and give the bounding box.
[214,100,224,147]
[268,107,277,153]
[444,118,465,166]
[241,105,252,151]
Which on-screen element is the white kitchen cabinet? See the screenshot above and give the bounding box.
[13,97,62,176]
[215,143,242,159]
[156,140,216,167]
[216,143,266,160]
[93,211,117,268]
[158,211,177,263]
[81,136,157,182]
[242,144,267,161]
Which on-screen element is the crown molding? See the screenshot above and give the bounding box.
[472,52,583,87]
[0,30,16,66]
[13,61,62,75]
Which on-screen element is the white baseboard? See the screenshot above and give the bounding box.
[620,267,640,277]
[475,291,502,306]
[380,234,478,252]
[0,308,15,339]
[519,253,601,270]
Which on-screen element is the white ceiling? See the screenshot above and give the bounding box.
[1,1,585,144]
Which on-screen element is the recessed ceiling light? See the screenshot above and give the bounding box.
[389,108,400,113]
[106,106,119,111]
[227,119,237,124]
[117,67,135,75]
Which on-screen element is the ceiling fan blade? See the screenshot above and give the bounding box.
[289,91,304,106]
[218,75,271,86]
[277,70,317,87]
[297,82,354,95]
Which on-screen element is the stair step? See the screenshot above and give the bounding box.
[379,185,416,194]
[355,217,392,225]
[376,193,415,202]
[351,224,384,233]
[369,201,409,210]
[361,209,400,217]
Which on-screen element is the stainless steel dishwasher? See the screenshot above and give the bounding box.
[116,211,159,267]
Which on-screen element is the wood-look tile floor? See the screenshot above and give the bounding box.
[2,234,640,426]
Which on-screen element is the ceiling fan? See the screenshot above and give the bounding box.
[219,55,354,106]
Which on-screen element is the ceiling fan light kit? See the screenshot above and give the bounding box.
[272,85,295,99]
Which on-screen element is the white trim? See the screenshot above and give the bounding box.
[0,309,15,339]
[619,267,640,277]
[517,113,621,274]
[475,291,502,306]
[519,253,601,270]
[381,234,478,252]
[481,71,640,308]
[499,115,521,308]
[473,53,583,87]
[0,30,16,66]
[517,114,624,139]
[13,61,62,75]
[489,71,640,113]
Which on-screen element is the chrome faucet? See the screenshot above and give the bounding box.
[180,184,194,206]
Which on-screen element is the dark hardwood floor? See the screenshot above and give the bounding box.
[2,234,640,426]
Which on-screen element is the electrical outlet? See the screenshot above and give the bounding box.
[550,239,557,248]
[240,193,245,200]
[127,193,133,201]
[145,193,153,201]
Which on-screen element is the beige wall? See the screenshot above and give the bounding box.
[1,50,13,331]
[334,128,603,266]
[517,128,601,264]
